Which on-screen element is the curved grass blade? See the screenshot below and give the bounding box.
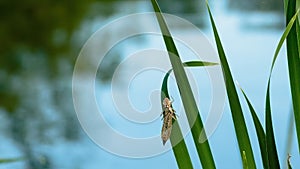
[205,2,256,168]
[239,87,269,169]
[162,61,218,99]
[161,70,192,169]
[151,0,216,168]
[265,81,280,168]
[183,61,218,67]
[161,62,217,168]
[263,5,299,169]
[162,61,218,100]
[272,8,299,70]
[286,0,300,152]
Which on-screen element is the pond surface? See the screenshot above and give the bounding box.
[1,0,299,168]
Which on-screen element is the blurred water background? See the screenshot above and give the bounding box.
[0,0,299,168]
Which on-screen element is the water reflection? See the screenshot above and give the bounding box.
[223,0,285,30]
[0,0,293,168]
[227,0,284,12]
[0,1,121,168]
[158,0,206,27]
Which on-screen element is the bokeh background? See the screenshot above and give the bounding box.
[1,0,298,168]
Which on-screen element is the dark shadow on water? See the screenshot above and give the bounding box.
[0,1,121,168]
[227,0,284,12]
[157,0,206,28]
